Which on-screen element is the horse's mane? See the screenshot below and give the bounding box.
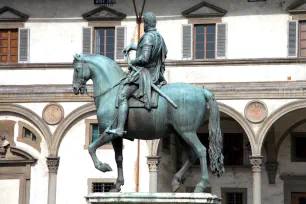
[74,54,126,78]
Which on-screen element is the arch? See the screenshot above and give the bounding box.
[51,103,96,155]
[0,104,52,154]
[150,102,256,156]
[276,118,306,159]
[258,100,306,155]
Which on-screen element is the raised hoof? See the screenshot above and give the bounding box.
[96,163,113,172]
[172,183,180,192]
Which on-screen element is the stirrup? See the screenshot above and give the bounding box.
[106,128,127,137]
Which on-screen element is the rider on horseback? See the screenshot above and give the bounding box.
[107,12,168,137]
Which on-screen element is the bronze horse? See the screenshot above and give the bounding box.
[72,54,224,193]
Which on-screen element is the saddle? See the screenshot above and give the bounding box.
[115,84,162,109]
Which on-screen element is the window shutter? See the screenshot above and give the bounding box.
[216,23,227,59]
[182,24,193,60]
[83,27,92,54]
[115,26,126,61]
[288,20,298,57]
[18,28,30,62]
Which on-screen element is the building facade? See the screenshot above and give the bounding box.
[1,0,306,204]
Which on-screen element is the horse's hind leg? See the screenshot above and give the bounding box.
[179,132,209,193]
[109,137,124,192]
[172,136,198,192]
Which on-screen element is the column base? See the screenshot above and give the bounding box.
[86,192,221,204]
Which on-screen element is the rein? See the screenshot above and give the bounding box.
[85,77,127,100]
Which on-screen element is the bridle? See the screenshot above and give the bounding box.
[73,60,126,101]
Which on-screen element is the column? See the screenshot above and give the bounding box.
[250,156,263,204]
[147,156,160,193]
[47,156,60,204]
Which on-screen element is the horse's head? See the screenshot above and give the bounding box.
[72,54,91,95]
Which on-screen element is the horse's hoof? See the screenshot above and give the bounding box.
[172,183,180,192]
[109,187,121,192]
[96,163,113,172]
[194,185,205,193]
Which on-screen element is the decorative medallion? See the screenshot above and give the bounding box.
[42,103,64,125]
[244,100,268,123]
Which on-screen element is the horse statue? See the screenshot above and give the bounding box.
[72,53,224,193]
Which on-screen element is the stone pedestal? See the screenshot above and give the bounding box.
[86,192,221,204]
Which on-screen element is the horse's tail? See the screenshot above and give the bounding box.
[203,88,225,177]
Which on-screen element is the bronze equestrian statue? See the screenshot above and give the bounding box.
[72,12,224,193]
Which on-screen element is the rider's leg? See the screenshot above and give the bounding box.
[107,84,138,136]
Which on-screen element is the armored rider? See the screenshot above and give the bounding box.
[107,12,168,137]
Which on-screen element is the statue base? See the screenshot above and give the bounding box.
[85,192,221,204]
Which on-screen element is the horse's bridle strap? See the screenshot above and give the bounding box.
[85,77,127,100]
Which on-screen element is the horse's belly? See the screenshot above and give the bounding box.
[126,108,167,140]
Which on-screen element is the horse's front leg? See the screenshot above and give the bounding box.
[109,137,124,192]
[88,131,117,172]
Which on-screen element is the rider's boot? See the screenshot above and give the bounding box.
[107,102,128,137]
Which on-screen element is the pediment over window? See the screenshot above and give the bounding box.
[82,6,126,21]
[287,0,306,14]
[0,147,36,165]
[0,6,29,22]
[182,1,227,18]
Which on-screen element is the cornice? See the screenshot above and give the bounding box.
[1,81,306,102]
[2,58,306,70]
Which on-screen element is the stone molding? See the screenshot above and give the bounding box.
[182,1,227,18]
[3,58,306,69]
[46,156,60,173]
[0,6,29,22]
[265,162,279,184]
[86,192,222,203]
[147,156,161,172]
[250,156,263,172]
[244,100,268,124]
[2,81,306,103]
[82,5,126,21]
[258,99,306,155]
[0,104,52,154]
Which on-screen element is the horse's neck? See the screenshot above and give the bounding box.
[90,63,124,97]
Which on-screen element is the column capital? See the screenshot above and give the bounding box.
[46,155,60,174]
[250,156,263,172]
[147,156,161,172]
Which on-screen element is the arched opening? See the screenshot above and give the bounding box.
[259,102,306,204]
[157,107,254,203]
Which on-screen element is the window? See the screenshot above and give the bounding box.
[223,133,243,166]
[87,178,115,193]
[221,188,247,204]
[194,24,216,59]
[17,121,41,152]
[95,28,115,60]
[291,133,306,162]
[0,29,18,63]
[92,182,113,192]
[24,128,36,141]
[299,21,306,57]
[84,119,112,149]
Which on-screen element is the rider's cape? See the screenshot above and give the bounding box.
[126,28,168,109]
